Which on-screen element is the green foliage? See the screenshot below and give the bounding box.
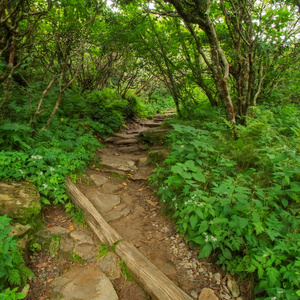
[120,259,134,282]
[151,105,300,299]
[97,244,110,258]
[0,288,25,300]
[71,253,84,263]
[0,215,33,295]
[0,119,102,205]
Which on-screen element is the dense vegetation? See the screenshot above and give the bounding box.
[0,0,299,299]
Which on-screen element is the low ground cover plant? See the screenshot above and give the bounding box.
[151,104,300,299]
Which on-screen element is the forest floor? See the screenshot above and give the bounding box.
[25,113,248,300]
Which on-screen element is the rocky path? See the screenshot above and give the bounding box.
[26,111,245,300]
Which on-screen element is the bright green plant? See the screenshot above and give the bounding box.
[97,244,109,258]
[71,253,84,263]
[120,259,134,282]
[0,215,33,296]
[151,117,300,299]
[0,287,25,300]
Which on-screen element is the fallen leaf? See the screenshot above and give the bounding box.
[36,262,47,268]
[146,200,158,207]
[47,278,54,283]
[122,182,127,186]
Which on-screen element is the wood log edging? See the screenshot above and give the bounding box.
[66,178,193,300]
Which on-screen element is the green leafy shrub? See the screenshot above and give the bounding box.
[0,121,102,205]
[151,120,300,299]
[0,215,33,297]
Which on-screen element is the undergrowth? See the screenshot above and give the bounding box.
[151,103,300,299]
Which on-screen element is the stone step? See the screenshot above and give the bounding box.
[114,138,140,145]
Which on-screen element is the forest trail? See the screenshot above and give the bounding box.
[26,111,243,300]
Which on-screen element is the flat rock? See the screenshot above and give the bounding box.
[98,253,121,280]
[51,266,118,300]
[114,133,139,139]
[131,168,149,181]
[90,174,109,187]
[114,138,139,145]
[60,236,75,253]
[101,156,137,172]
[227,278,240,297]
[103,210,123,222]
[70,230,94,245]
[198,288,218,300]
[118,146,141,153]
[101,182,120,194]
[37,226,70,243]
[84,190,121,213]
[9,223,32,237]
[73,244,97,260]
[0,182,41,223]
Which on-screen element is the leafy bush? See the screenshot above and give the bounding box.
[0,215,32,298]
[0,120,101,205]
[151,114,300,299]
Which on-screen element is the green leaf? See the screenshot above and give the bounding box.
[222,248,232,259]
[199,243,212,258]
[171,165,183,175]
[198,221,208,233]
[190,215,198,229]
[192,172,205,183]
[192,236,205,245]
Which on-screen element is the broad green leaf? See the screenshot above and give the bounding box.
[222,248,232,259]
[190,215,198,229]
[171,165,183,175]
[198,221,208,233]
[192,172,205,183]
[199,243,212,258]
[192,236,205,245]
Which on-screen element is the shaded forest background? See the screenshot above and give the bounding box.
[0,1,300,299]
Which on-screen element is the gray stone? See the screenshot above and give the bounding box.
[190,290,198,299]
[98,253,121,280]
[17,235,30,249]
[73,244,97,261]
[198,288,218,300]
[213,272,221,284]
[9,223,32,237]
[131,169,149,181]
[0,182,41,223]
[103,210,123,222]
[90,174,109,187]
[51,266,118,300]
[101,182,120,194]
[227,278,240,298]
[101,156,137,172]
[118,146,140,153]
[139,128,169,145]
[122,208,131,217]
[114,138,139,145]
[84,191,121,213]
[60,236,74,253]
[70,230,94,245]
[137,157,148,167]
[37,226,69,243]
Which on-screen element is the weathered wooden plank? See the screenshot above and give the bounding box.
[115,241,193,300]
[66,178,122,246]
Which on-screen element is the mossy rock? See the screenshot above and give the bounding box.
[0,182,41,224]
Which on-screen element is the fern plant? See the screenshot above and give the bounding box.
[0,215,33,295]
